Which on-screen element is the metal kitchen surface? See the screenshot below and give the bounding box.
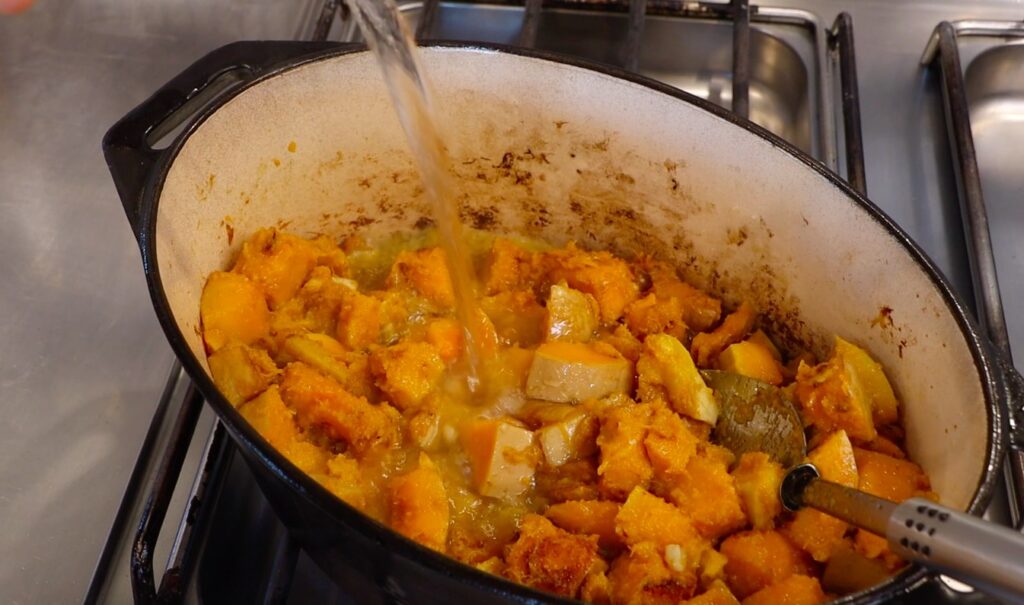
[1,0,1022,604]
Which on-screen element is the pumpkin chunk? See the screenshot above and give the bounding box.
[526,341,633,403]
[546,500,622,550]
[668,452,747,540]
[616,487,707,567]
[543,243,640,323]
[461,417,538,499]
[386,247,455,308]
[731,452,784,530]
[718,340,783,386]
[644,260,722,332]
[720,530,814,598]
[279,362,400,457]
[741,574,827,605]
[794,353,877,441]
[690,302,755,368]
[835,337,899,426]
[597,404,654,499]
[389,453,450,551]
[685,580,741,605]
[504,514,604,599]
[545,282,601,343]
[637,334,718,425]
[208,342,279,406]
[201,271,270,352]
[369,341,445,411]
[233,228,320,309]
[607,540,697,605]
[623,293,687,341]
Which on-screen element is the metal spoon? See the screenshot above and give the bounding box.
[703,370,1024,603]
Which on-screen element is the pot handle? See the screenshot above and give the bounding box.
[102,40,354,242]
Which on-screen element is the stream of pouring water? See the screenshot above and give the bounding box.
[347,0,486,391]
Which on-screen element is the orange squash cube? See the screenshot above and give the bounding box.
[718,341,783,386]
[369,341,445,411]
[669,452,747,540]
[208,342,279,406]
[386,246,455,308]
[597,404,654,499]
[460,418,538,499]
[504,514,604,599]
[389,453,450,551]
[545,500,622,550]
[741,574,826,605]
[200,271,270,352]
[690,302,756,368]
[731,452,785,530]
[785,430,858,562]
[232,228,320,309]
[720,530,814,598]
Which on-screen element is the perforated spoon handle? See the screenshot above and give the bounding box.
[785,466,1024,603]
[888,497,1024,604]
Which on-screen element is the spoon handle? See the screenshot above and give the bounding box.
[800,477,1024,602]
[888,497,1024,603]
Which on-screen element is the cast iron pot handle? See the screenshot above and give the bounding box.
[102,40,353,242]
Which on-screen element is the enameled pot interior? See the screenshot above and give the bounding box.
[155,47,988,521]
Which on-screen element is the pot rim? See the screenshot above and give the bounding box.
[133,41,1008,604]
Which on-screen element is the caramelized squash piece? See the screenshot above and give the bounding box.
[386,247,455,308]
[615,487,707,568]
[597,404,654,499]
[279,362,400,457]
[546,500,622,550]
[691,302,756,368]
[545,282,600,343]
[835,337,899,425]
[369,341,445,411]
[543,243,640,323]
[784,430,858,562]
[282,333,373,399]
[336,289,381,350]
[718,341,783,386]
[312,453,370,513]
[239,386,301,452]
[644,260,722,332]
[668,452,747,540]
[526,342,633,403]
[643,404,700,480]
[637,334,718,425]
[731,452,784,530]
[389,453,450,551]
[607,541,697,605]
[741,574,826,605]
[504,514,604,599]
[685,580,741,605]
[201,271,270,352]
[535,408,598,466]
[623,293,687,341]
[208,342,279,406]
[720,530,814,599]
[460,417,537,499]
[233,228,320,309]
[794,354,877,441]
[484,238,540,295]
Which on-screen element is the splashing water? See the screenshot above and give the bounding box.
[347,0,488,391]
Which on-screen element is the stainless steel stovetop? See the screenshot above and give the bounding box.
[0,1,1022,603]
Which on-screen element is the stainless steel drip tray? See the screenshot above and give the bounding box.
[963,41,1024,358]
[354,2,823,157]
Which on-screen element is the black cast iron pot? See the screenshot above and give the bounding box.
[104,40,1022,604]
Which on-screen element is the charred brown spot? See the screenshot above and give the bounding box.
[349,215,375,228]
[414,216,435,229]
[358,178,372,189]
[727,227,749,247]
[569,200,584,213]
[872,306,895,329]
[671,178,680,191]
[467,206,499,230]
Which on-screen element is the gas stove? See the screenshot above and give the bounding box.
[1,1,1020,603]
